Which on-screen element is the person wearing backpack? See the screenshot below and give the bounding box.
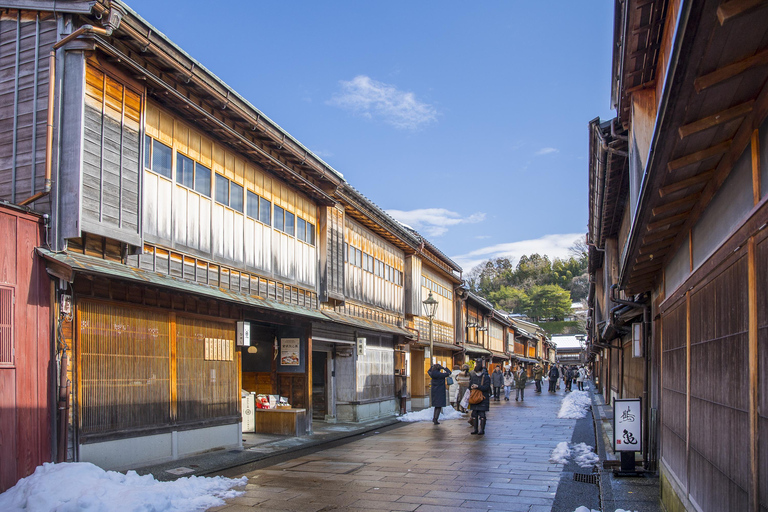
[468,363,491,435]
[548,365,559,392]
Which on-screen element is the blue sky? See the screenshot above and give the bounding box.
[125,1,615,272]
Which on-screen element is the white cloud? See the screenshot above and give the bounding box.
[535,147,559,156]
[451,232,584,272]
[328,75,437,130]
[386,208,485,238]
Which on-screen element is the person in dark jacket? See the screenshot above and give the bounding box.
[468,363,491,435]
[548,365,559,392]
[514,364,528,401]
[427,363,451,424]
[490,366,504,402]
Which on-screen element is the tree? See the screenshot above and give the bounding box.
[524,284,571,321]
[488,285,529,313]
[511,254,553,290]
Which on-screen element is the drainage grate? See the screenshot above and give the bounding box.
[574,472,599,485]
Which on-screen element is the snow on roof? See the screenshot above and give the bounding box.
[552,334,586,349]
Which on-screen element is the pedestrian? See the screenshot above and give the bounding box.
[449,365,462,409]
[468,362,491,435]
[455,364,471,412]
[548,365,559,392]
[565,366,574,392]
[503,366,514,401]
[577,366,586,391]
[533,364,543,393]
[427,363,451,424]
[515,364,527,401]
[491,366,504,402]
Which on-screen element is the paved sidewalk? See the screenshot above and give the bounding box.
[207,383,591,512]
[133,416,403,481]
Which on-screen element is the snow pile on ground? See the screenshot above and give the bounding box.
[572,442,600,467]
[0,462,247,512]
[397,406,464,422]
[550,442,599,468]
[549,442,571,464]
[558,390,592,419]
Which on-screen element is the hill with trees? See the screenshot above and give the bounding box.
[465,237,588,323]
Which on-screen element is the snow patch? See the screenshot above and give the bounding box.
[397,406,464,422]
[572,507,600,512]
[572,442,600,467]
[549,442,571,464]
[558,390,592,419]
[0,462,247,512]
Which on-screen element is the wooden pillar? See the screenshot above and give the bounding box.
[169,312,177,421]
[305,326,313,433]
[685,291,691,493]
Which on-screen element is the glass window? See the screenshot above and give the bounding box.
[176,153,194,188]
[285,211,295,236]
[195,164,211,197]
[215,174,229,205]
[297,218,306,242]
[152,139,172,179]
[247,191,259,220]
[144,135,151,169]
[274,205,284,231]
[344,243,348,262]
[307,223,315,245]
[259,197,271,225]
[230,182,244,213]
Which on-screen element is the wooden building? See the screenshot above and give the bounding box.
[0,204,51,492]
[0,0,466,473]
[587,1,768,510]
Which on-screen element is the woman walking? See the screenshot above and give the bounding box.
[469,363,491,435]
[577,366,586,391]
[503,366,514,401]
[449,365,462,410]
[427,363,451,424]
[491,366,504,402]
[455,364,471,412]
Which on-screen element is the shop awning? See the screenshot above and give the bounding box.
[512,355,539,364]
[463,344,491,356]
[319,310,415,338]
[37,248,328,320]
[490,351,509,360]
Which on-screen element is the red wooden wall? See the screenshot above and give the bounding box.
[0,205,51,492]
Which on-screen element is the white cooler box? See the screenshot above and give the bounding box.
[242,393,255,433]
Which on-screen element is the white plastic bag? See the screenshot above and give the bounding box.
[460,389,470,409]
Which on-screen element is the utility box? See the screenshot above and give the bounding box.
[242,393,255,433]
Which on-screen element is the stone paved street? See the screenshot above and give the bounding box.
[210,383,598,512]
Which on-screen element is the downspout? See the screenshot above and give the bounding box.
[610,284,652,470]
[19,24,113,207]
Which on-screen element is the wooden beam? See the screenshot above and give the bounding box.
[646,212,690,232]
[639,238,676,255]
[748,236,759,512]
[694,48,768,92]
[667,140,732,172]
[678,101,754,139]
[752,130,761,206]
[659,170,714,197]
[651,194,700,217]
[717,0,768,24]
[643,229,678,243]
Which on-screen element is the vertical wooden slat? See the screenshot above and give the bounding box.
[170,312,177,421]
[685,291,691,494]
[752,130,760,206]
[748,237,758,512]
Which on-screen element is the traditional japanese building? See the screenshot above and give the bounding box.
[587,1,768,510]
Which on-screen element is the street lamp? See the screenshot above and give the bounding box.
[422,291,439,366]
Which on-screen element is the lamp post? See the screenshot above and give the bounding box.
[422,291,439,365]
[422,291,439,407]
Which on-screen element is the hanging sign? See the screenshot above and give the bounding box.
[613,398,642,452]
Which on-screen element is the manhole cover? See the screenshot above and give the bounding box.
[286,461,365,474]
[574,473,599,485]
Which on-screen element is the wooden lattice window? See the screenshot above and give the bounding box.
[0,286,13,366]
[79,301,171,436]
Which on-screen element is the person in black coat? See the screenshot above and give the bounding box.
[548,365,559,392]
[468,364,491,435]
[427,363,451,425]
